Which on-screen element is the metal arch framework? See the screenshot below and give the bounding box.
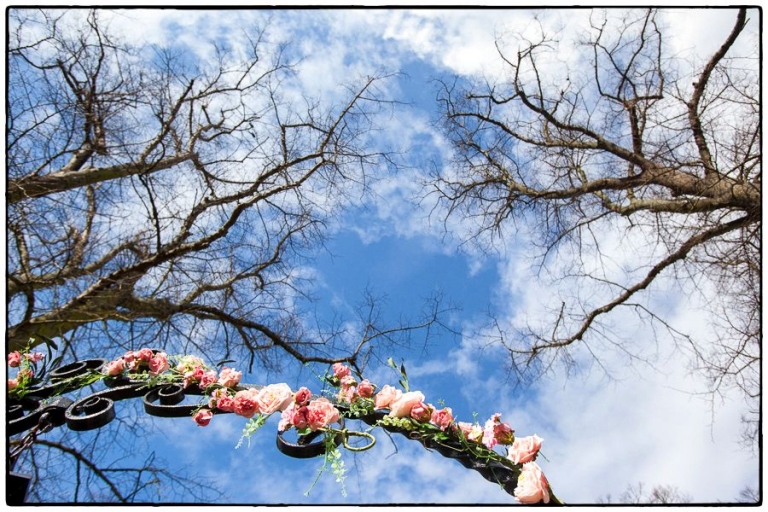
[7,357,534,505]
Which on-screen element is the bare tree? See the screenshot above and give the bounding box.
[6,8,419,372]
[11,409,224,503]
[736,485,760,504]
[433,8,759,438]
[7,8,453,503]
[598,482,692,504]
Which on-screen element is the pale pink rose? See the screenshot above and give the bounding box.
[278,405,293,431]
[374,384,402,410]
[123,351,140,371]
[233,389,261,418]
[218,367,242,387]
[357,379,374,398]
[508,434,543,465]
[340,374,356,388]
[8,378,18,391]
[514,462,550,504]
[294,387,312,406]
[431,407,454,430]
[256,383,293,414]
[458,421,483,443]
[469,426,483,443]
[337,385,356,404]
[176,355,205,373]
[136,348,154,362]
[333,362,351,379]
[7,352,21,368]
[148,352,169,376]
[410,401,434,422]
[388,391,426,418]
[24,352,45,363]
[306,397,340,431]
[103,359,126,376]
[192,408,213,427]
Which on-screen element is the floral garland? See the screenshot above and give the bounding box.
[7,348,560,505]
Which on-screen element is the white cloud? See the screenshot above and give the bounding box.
[15,7,757,506]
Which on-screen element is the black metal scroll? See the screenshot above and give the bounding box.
[8,359,215,436]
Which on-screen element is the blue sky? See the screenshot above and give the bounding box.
[6,5,760,507]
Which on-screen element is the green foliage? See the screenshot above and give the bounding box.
[377,414,415,431]
[304,431,347,497]
[235,414,268,449]
[387,357,409,392]
[345,397,375,418]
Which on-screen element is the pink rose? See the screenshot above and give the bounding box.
[8,378,18,391]
[357,379,374,398]
[184,366,206,388]
[103,359,126,376]
[483,413,514,449]
[388,391,426,418]
[374,384,402,410]
[216,396,235,412]
[306,398,340,431]
[233,389,261,418]
[123,351,136,363]
[431,407,454,430]
[508,434,543,465]
[283,404,310,431]
[514,462,550,504]
[7,352,21,368]
[294,387,312,406]
[333,362,351,379]
[218,367,242,387]
[199,370,218,388]
[148,352,169,376]
[208,388,227,408]
[493,421,515,446]
[192,408,213,427]
[136,348,153,363]
[24,352,45,363]
[410,401,434,423]
[279,404,303,431]
[256,383,293,414]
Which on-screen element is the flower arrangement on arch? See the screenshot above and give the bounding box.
[8,347,561,504]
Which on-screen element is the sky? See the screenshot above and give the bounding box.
[5,4,761,508]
